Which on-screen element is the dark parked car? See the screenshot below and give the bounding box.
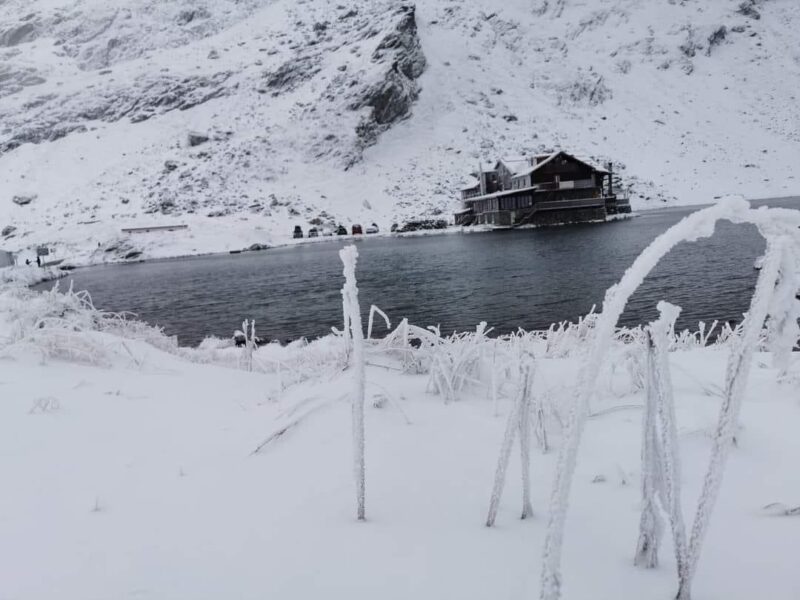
[308,227,319,238]
[352,224,363,235]
[293,226,303,239]
[336,225,347,235]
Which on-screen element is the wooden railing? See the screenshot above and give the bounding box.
[535,197,605,211]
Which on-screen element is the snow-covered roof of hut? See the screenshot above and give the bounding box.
[512,151,609,178]
[495,157,531,175]
[572,154,610,174]
[459,176,480,191]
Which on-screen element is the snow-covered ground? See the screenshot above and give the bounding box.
[1,0,799,263]
[0,241,798,598]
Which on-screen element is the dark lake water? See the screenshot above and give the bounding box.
[37,197,800,346]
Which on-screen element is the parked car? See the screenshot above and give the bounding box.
[336,224,348,236]
[293,226,303,239]
[366,223,379,234]
[308,227,319,238]
[352,224,363,235]
[390,223,399,233]
[322,227,334,237]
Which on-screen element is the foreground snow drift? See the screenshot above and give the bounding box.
[0,276,798,599]
[2,199,799,599]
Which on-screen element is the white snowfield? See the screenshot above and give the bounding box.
[1,199,799,600]
[1,0,799,263]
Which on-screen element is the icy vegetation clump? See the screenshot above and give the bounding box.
[540,199,800,600]
[0,281,177,365]
[486,354,536,527]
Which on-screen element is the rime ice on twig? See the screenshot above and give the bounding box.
[634,331,665,569]
[367,304,391,340]
[679,236,786,599]
[486,355,535,527]
[340,245,366,521]
[540,199,800,600]
[633,303,690,585]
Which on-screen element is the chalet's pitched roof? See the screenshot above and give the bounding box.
[572,154,610,174]
[494,157,530,175]
[512,151,560,177]
[459,175,480,191]
[511,151,609,178]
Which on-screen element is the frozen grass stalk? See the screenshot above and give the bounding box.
[340,245,366,521]
[635,304,685,577]
[634,331,664,569]
[486,356,535,527]
[540,198,764,600]
[650,303,691,593]
[367,305,391,340]
[678,236,786,599]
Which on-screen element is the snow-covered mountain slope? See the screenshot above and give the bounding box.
[1,0,798,262]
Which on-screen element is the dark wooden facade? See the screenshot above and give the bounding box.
[455,151,630,227]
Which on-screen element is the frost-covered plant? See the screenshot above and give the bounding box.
[540,198,800,600]
[426,323,491,403]
[486,354,536,527]
[678,235,789,599]
[340,245,367,521]
[0,281,175,365]
[634,304,685,573]
[237,319,257,372]
[366,304,391,340]
[765,250,800,375]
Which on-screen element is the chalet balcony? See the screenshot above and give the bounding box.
[535,178,596,192]
[535,197,606,211]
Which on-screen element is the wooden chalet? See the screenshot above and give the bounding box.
[455,151,630,227]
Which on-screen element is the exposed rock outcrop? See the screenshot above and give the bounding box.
[0,72,232,154]
[706,26,727,56]
[188,131,210,147]
[350,5,426,156]
[0,22,38,47]
[0,65,46,98]
[12,194,36,206]
[261,55,322,95]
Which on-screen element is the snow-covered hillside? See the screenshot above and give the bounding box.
[1,0,798,262]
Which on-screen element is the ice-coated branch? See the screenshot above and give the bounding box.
[650,303,690,592]
[367,304,391,340]
[486,356,535,526]
[765,248,800,375]
[340,244,367,521]
[634,330,665,569]
[240,318,256,372]
[518,359,535,520]
[540,199,753,600]
[679,235,786,599]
